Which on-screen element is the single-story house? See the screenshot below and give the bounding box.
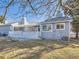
[40,17,72,39]
[8,17,40,39]
[9,17,73,40]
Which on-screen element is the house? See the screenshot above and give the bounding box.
[9,17,72,40]
[40,17,72,39]
[9,17,40,39]
[0,23,11,36]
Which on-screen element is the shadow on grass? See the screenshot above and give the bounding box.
[0,39,69,59]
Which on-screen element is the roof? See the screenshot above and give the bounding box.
[44,17,72,23]
[11,22,39,27]
[0,24,11,26]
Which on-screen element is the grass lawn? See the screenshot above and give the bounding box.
[0,37,79,59]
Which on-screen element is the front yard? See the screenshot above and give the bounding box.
[0,37,79,59]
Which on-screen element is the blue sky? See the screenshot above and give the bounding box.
[0,0,49,22]
[0,0,66,23]
[0,5,46,22]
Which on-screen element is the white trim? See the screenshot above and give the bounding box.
[55,23,65,30]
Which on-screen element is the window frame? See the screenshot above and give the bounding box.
[56,23,65,30]
[42,24,52,32]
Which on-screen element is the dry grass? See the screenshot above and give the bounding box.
[42,47,79,59]
[0,37,79,59]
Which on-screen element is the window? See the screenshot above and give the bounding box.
[56,23,65,30]
[14,27,24,31]
[38,27,40,31]
[42,25,47,31]
[42,24,52,31]
[47,24,52,31]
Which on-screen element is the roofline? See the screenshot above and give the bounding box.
[0,24,11,26]
[40,20,72,24]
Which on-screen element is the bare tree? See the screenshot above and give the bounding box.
[63,0,79,39]
[0,0,63,23]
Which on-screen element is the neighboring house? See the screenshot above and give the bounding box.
[0,24,11,36]
[9,17,73,40]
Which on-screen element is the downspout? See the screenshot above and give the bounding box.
[39,24,43,39]
[68,21,71,44]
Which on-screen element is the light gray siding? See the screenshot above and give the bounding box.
[41,21,70,39]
